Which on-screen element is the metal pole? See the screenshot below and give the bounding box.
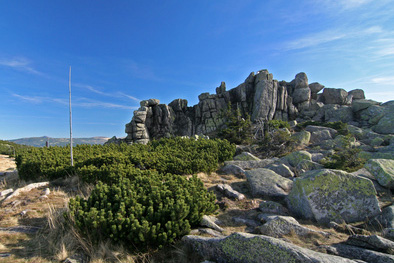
[69,66,74,166]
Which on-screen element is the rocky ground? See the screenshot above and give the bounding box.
[182,123,394,263]
[1,122,394,263]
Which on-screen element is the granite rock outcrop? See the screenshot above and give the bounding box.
[124,69,393,144]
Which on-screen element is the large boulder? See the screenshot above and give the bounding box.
[359,104,385,126]
[286,169,381,224]
[292,88,311,104]
[310,130,332,144]
[251,70,278,121]
[322,88,348,105]
[309,82,324,94]
[183,232,359,263]
[352,99,380,112]
[291,131,311,146]
[246,168,293,198]
[284,150,312,167]
[364,159,394,189]
[294,72,308,89]
[233,152,260,161]
[324,243,394,263]
[372,101,394,134]
[265,163,295,178]
[324,105,354,123]
[345,234,394,254]
[348,89,365,100]
[305,125,338,137]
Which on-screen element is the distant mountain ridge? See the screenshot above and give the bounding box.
[9,136,110,147]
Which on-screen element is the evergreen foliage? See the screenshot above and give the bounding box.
[255,120,295,158]
[16,137,236,181]
[217,102,252,145]
[320,138,366,172]
[0,140,31,157]
[68,171,217,250]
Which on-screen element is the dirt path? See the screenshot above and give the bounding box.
[0,155,16,173]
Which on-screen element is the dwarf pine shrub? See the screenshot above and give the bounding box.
[68,171,218,250]
[16,137,236,181]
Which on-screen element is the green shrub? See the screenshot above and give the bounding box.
[68,171,218,250]
[0,140,31,157]
[321,147,366,172]
[266,120,291,130]
[16,138,235,181]
[217,102,252,145]
[257,128,295,158]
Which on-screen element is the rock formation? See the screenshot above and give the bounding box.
[124,69,393,144]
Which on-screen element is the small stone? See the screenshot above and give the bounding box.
[216,184,245,200]
[200,215,224,232]
[43,188,50,196]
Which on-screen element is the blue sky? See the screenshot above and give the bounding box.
[1,0,394,140]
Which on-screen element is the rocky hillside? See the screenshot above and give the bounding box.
[122,69,393,144]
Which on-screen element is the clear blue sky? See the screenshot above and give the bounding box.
[1,0,394,140]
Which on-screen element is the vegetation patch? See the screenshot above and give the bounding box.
[15,137,236,181]
[69,172,218,251]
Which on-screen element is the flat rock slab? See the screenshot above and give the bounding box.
[324,243,394,263]
[246,168,293,198]
[183,232,358,263]
[286,169,380,224]
[224,158,278,170]
[3,182,49,202]
[345,234,394,254]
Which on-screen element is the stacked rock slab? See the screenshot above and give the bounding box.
[124,69,392,144]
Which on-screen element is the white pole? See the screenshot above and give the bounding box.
[69,66,74,166]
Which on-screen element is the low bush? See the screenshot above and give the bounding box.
[16,137,236,181]
[321,147,366,172]
[68,171,218,250]
[217,102,252,145]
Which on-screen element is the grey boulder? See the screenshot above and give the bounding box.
[246,168,293,198]
[286,169,381,224]
[182,232,359,263]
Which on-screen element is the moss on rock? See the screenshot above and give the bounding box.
[365,159,394,189]
[286,169,380,224]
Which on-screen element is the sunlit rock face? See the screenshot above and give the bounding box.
[124,69,393,144]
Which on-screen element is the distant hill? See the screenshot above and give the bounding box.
[9,136,110,147]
